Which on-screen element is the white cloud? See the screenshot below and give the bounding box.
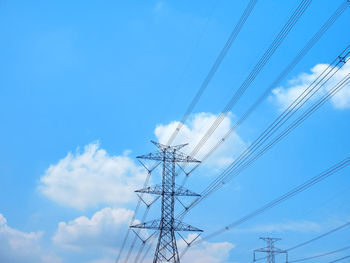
[0,213,61,263]
[38,142,147,209]
[54,208,235,263]
[178,234,235,263]
[155,112,247,170]
[53,207,134,251]
[85,234,235,263]
[271,62,350,110]
[39,113,246,209]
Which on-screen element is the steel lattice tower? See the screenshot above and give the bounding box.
[253,237,288,263]
[131,141,202,263]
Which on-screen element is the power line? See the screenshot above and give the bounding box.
[329,254,350,263]
[177,47,350,219]
[186,0,311,159]
[118,2,257,260]
[113,3,348,262]
[177,0,345,195]
[115,171,151,263]
[172,0,221,93]
[180,0,349,183]
[175,2,347,224]
[214,68,350,197]
[194,68,350,219]
[206,48,350,207]
[143,36,349,263]
[289,245,350,262]
[115,162,160,263]
[138,235,157,263]
[123,162,172,263]
[254,219,350,262]
[120,1,258,260]
[122,2,224,258]
[167,0,258,145]
[168,0,221,127]
[126,1,348,262]
[133,232,157,263]
[288,221,350,251]
[178,157,350,260]
[123,203,152,263]
[197,157,350,244]
[181,78,350,263]
[177,0,329,197]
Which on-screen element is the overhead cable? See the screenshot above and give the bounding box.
[167,0,258,145]
[181,0,349,182]
[289,245,350,262]
[178,46,350,218]
[185,0,312,158]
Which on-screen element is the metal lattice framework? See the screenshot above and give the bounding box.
[130,141,202,263]
[135,184,200,197]
[253,237,288,263]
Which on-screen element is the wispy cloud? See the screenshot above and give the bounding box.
[154,1,166,13]
[234,220,322,234]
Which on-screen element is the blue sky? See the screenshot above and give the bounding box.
[0,0,350,262]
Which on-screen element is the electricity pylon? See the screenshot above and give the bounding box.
[253,237,288,263]
[131,141,202,263]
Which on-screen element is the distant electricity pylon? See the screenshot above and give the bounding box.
[253,237,288,263]
[131,141,202,263]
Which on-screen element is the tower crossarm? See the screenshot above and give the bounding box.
[135,184,201,196]
[174,220,203,232]
[253,237,288,263]
[131,219,203,232]
[137,151,200,163]
[255,248,287,253]
[150,140,189,151]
